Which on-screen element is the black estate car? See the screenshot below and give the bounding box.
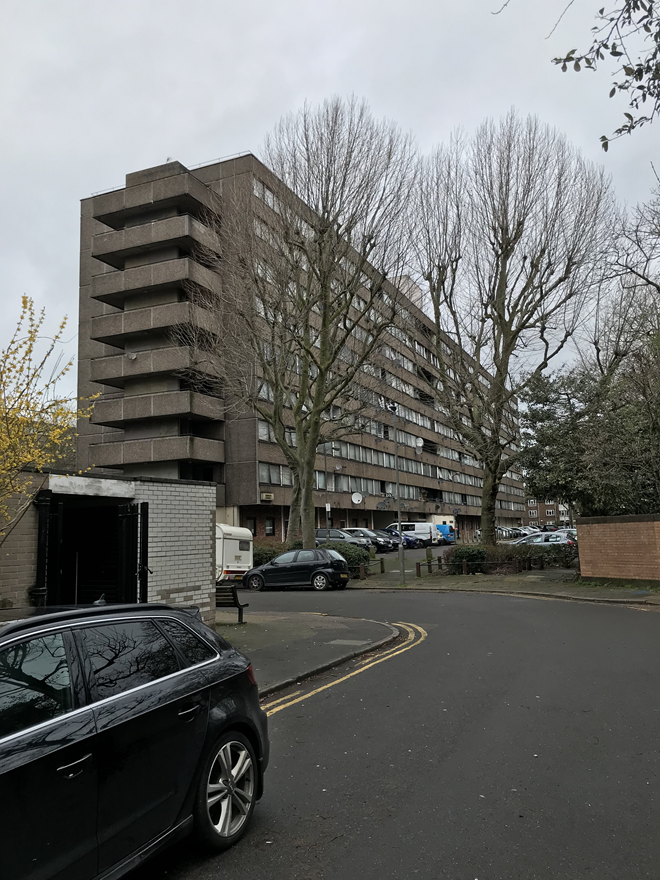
[243,548,350,591]
[0,603,269,880]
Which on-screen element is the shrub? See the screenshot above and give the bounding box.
[322,541,370,574]
[444,542,578,573]
[252,543,288,566]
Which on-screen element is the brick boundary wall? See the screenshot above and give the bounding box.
[577,514,660,583]
[0,475,49,607]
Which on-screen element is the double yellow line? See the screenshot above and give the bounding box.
[262,622,427,717]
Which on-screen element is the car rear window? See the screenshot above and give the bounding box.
[158,619,217,666]
[81,620,181,701]
[326,549,345,561]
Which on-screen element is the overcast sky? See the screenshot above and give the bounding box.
[1,0,657,376]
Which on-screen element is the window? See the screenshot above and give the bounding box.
[82,621,180,701]
[239,540,251,551]
[527,499,537,506]
[297,550,316,562]
[546,510,554,517]
[273,551,296,564]
[265,518,275,536]
[0,633,72,739]
[528,510,538,517]
[158,619,216,666]
[246,517,256,536]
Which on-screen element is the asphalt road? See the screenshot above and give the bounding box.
[135,590,660,880]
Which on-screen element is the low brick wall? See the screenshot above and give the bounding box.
[577,514,660,583]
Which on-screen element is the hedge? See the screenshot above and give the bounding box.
[321,541,370,574]
[444,542,578,573]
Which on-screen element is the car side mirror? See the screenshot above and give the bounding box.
[270,560,278,566]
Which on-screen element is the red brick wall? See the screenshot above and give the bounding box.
[577,515,660,581]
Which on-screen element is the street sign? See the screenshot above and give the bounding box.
[325,503,331,512]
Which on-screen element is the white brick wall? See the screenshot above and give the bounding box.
[133,481,216,623]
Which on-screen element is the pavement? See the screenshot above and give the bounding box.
[214,560,660,698]
[214,608,397,695]
[355,561,660,604]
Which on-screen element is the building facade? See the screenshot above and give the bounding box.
[77,156,525,540]
[524,498,572,528]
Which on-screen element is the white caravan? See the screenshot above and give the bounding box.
[215,524,254,583]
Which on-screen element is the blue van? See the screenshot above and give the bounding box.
[435,524,456,544]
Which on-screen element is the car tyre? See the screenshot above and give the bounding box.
[311,572,329,591]
[246,574,265,591]
[193,731,257,852]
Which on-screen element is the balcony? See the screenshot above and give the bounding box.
[92,215,220,270]
[90,345,219,389]
[92,171,216,230]
[91,257,221,308]
[91,390,225,428]
[90,302,216,348]
[88,435,225,468]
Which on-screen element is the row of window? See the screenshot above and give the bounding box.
[528,510,557,518]
[257,462,522,510]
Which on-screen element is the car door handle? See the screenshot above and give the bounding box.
[178,703,203,721]
[57,753,93,779]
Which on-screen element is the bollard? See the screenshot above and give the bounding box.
[415,561,422,578]
[380,557,385,574]
[539,555,544,570]
[359,563,366,580]
[462,560,468,575]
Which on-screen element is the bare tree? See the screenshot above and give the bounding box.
[411,111,614,544]
[178,97,417,548]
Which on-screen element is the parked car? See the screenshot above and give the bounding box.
[373,528,401,549]
[511,532,576,546]
[381,527,420,549]
[342,528,394,552]
[0,603,269,880]
[243,548,350,591]
[315,528,371,549]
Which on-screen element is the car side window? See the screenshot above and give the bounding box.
[273,551,296,564]
[0,633,72,740]
[157,619,217,666]
[297,550,316,562]
[329,530,343,538]
[81,620,181,701]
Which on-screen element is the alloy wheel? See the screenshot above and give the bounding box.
[206,741,255,839]
[312,573,329,591]
[247,575,264,591]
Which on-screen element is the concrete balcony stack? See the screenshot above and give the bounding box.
[85,162,225,481]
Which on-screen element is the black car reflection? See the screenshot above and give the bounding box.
[243,548,350,591]
[0,604,269,880]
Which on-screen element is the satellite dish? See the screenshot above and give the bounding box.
[351,492,363,505]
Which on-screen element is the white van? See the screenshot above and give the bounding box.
[216,524,254,583]
[385,521,438,546]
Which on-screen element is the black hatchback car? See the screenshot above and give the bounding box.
[0,603,269,880]
[243,548,350,591]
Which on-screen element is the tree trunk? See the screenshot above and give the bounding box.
[299,468,317,549]
[480,467,500,545]
[285,476,301,546]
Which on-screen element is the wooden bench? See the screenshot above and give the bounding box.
[215,583,249,624]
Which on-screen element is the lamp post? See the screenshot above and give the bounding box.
[386,403,406,586]
[323,441,339,529]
